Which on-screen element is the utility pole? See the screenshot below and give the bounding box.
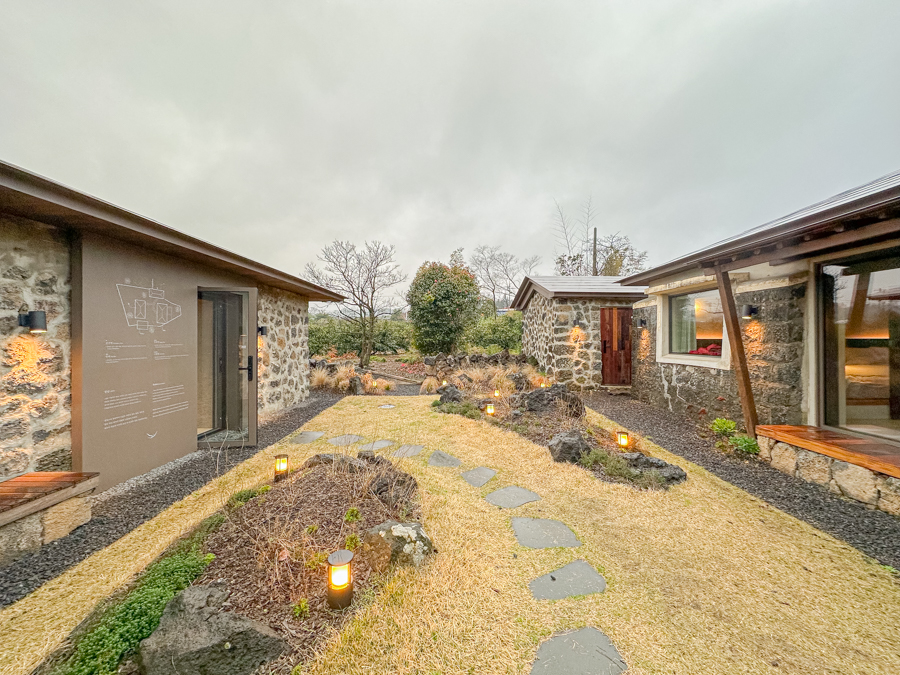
[592,227,598,276]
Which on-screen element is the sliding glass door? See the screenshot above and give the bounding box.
[197,289,256,445]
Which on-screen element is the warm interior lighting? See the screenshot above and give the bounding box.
[486,403,495,415]
[274,454,289,482]
[617,432,629,448]
[327,549,354,609]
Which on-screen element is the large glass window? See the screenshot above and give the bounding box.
[669,289,724,356]
[821,250,900,441]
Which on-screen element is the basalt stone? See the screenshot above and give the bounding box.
[393,444,423,458]
[512,518,581,549]
[326,434,364,446]
[620,452,687,485]
[347,376,364,396]
[358,439,395,451]
[291,431,324,444]
[370,471,418,508]
[528,560,607,600]
[485,486,540,508]
[428,450,461,468]
[437,384,464,404]
[522,384,585,417]
[548,430,590,463]
[362,520,434,571]
[461,466,496,487]
[531,627,626,675]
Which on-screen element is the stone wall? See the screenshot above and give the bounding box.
[758,436,900,517]
[0,216,72,478]
[631,280,806,430]
[522,293,634,390]
[256,285,309,419]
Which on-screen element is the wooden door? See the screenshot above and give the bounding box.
[600,307,632,386]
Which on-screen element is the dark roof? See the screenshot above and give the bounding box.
[511,276,647,310]
[0,160,344,302]
[621,168,900,286]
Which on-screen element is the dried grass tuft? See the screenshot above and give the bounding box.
[419,377,439,394]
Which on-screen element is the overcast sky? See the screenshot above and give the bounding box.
[1,1,899,283]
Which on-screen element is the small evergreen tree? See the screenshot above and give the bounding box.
[407,253,480,354]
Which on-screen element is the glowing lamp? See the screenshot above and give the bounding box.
[257,325,268,336]
[741,304,758,320]
[494,389,500,397]
[617,432,629,448]
[327,549,354,609]
[442,379,448,386]
[17,307,47,334]
[274,454,289,482]
[486,403,495,415]
[540,382,547,388]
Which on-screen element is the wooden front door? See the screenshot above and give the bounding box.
[600,307,632,386]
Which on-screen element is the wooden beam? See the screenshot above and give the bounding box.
[715,267,758,435]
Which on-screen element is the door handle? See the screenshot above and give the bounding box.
[238,355,254,381]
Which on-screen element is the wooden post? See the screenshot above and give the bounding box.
[715,267,758,435]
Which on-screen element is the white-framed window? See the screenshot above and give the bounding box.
[656,286,731,369]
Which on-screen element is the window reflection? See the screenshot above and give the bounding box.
[670,289,723,356]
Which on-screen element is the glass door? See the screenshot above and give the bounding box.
[197,289,256,445]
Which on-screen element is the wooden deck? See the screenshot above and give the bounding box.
[756,425,900,479]
[0,472,99,528]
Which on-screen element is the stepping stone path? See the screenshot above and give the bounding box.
[327,434,364,446]
[485,486,540,509]
[528,560,606,600]
[512,518,581,548]
[530,627,626,675]
[428,450,462,468]
[359,439,395,451]
[461,466,496,487]
[392,444,424,458]
[379,404,396,409]
[291,431,324,444]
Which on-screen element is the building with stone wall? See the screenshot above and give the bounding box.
[0,161,341,491]
[620,168,900,517]
[511,277,646,390]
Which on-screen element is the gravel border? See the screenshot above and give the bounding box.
[0,392,344,608]
[583,391,900,569]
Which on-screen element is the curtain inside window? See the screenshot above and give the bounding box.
[670,295,697,353]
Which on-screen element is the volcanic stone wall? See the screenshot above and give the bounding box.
[631,280,806,430]
[257,285,310,419]
[0,216,72,478]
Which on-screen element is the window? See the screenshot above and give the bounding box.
[669,289,723,356]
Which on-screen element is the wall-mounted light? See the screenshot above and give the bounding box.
[257,325,268,336]
[486,403,495,415]
[17,305,46,334]
[740,305,758,320]
[617,431,630,448]
[573,318,583,328]
[327,549,354,609]
[274,454,289,482]
[638,318,647,329]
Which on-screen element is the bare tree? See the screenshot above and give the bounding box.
[469,245,541,312]
[304,240,406,367]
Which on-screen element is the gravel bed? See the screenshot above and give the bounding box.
[583,391,900,569]
[0,392,344,609]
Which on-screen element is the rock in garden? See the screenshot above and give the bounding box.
[621,452,687,485]
[348,375,364,395]
[137,584,286,675]
[548,430,591,463]
[362,520,434,572]
[523,384,585,417]
[437,384,464,403]
[423,355,436,366]
[302,453,369,473]
[370,470,418,507]
[510,372,530,391]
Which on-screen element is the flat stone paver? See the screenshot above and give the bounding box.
[393,444,424,458]
[528,560,607,600]
[512,518,581,549]
[291,431,324,444]
[428,450,462,468]
[327,434,364,446]
[359,439,395,451]
[379,404,396,409]
[485,486,540,508]
[530,627,626,675]
[461,466,497,487]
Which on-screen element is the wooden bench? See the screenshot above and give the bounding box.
[0,472,99,566]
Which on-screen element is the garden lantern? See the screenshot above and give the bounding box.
[494,389,500,398]
[486,403,495,415]
[327,549,354,609]
[540,382,547,388]
[274,454,289,482]
[617,432,629,448]
[442,379,447,386]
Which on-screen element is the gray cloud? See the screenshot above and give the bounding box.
[1,0,899,281]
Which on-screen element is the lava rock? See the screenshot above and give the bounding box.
[523,384,585,417]
[301,453,369,473]
[362,520,434,572]
[348,376,364,395]
[548,430,592,463]
[370,470,418,507]
[437,384,464,404]
[621,452,687,484]
[510,372,531,391]
[137,584,286,675]
[423,355,436,366]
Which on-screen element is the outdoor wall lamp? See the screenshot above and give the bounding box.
[257,325,268,336]
[740,305,758,320]
[638,318,647,328]
[274,454,289,482]
[327,549,354,609]
[617,431,630,448]
[486,403,495,415]
[18,305,47,334]
[573,318,583,328]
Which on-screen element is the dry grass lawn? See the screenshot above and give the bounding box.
[2,395,899,675]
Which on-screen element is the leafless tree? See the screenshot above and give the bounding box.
[469,245,542,312]
[304,240,406,367]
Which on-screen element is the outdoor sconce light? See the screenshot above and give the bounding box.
[617,431,630,448]
[741,305,758,320]
[494,389,500,398]
[486,403,495,415]
[257,325,268,336]
[573,318,583,328]
[638,318,647,328]
[327,549,354,609]
[18,306,47,334]
[274,454,289,482]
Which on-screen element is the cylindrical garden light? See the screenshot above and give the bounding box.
[327,549,354,609]
[617,432,630,448]
[274,454,289,482]
[486,403,495,416]
[494,389,500,398]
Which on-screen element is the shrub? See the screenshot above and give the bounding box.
[344,507,361,523]
[710,418,737,438]
[407,259,480,354]
[463,312,523,351]
[309,316,413,358]
[435,400,482,420]
[304,524,319,535]
[730,434,760,455]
